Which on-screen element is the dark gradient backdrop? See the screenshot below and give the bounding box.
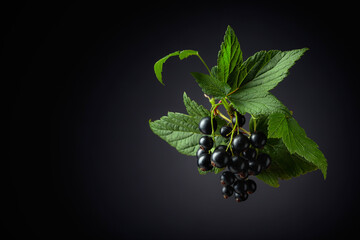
[4,2,360,239]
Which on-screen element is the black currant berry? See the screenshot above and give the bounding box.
[215,145,227,151]
[220,171,235,186]
[237,170,249,179]
[199,117,217,135]
[228,155,248,175]
[211,149,230,168]
[196,147,207,159]
[248,159,262,175]
[232,133,250,152]
[220,126,232,138]
[234,191,248,202]
[246,179,257,194]
[199,136,213,150]
[233,179,248,194]
[232,112,246,127]
[249,131,267,148]
[257,153,271,170]
[222,185,234,199]
[197,153,213,171]
[242,148,257,160]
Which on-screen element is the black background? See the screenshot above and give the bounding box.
[4,2,360,239]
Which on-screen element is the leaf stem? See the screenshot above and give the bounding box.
[226,87,240,97]
[196,54,211,75]
[216,110,231,123]
[240,127,251,136]
[251,115,257,132]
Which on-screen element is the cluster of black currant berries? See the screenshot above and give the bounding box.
[196,112,271,202]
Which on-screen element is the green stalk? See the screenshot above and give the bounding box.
[196,54,211,75]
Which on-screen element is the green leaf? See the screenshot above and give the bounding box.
[257,138,318,187]
[179,50,199,60]
[268,112,328,178]
[183,92,210,117]
[149,113,225,156]
[240,50,279,86]
[154,50,199,85]
[240,48,308,91]
[249,114,269,134]
[228,92,288,116]
[217,26,243,83]
[191,72,231,99]
[227,48,308,116]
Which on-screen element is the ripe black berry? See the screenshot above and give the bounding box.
[197,153,213,171]
[228,155,248,175]
[199,116,217,135]
[232,133,250,152]
[220,126,232,138]
[211,149,230,168]
[242,148,257,160]
[234,191,248,202]
[257,153,271,170]
[237,170,249,179]
[220,171,235,185]
[196,147,207,159]
[250,131,267,148]
[199,136,213,150]
[215,145,227,151]
[248,159,262,175]
[246,179,257,194]
[222,185,234,199]
[232,112,246,127]
[233,179,248,194]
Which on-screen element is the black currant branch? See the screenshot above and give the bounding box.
[197,96,271,203]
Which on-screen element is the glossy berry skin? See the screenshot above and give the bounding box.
[232,133,250,152]
[257,153,271,170]
[199,136,213,150]
[222,185,234,199]
[215,145,227,152]
[220,171,235,186]
[242,148,257,160]
[211,149,230,168]
[232,112,246,127]
[233,179,248,194]
[237,170,249,179]
[197,153,213,171]
[250,131,267,148]
[220,126,232,138]
[248,159,262,175]
[228,155,248,175]
[246,179,257,194]
[196,148,207,159]
[199,117,217,135]
[234,191,248,202]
